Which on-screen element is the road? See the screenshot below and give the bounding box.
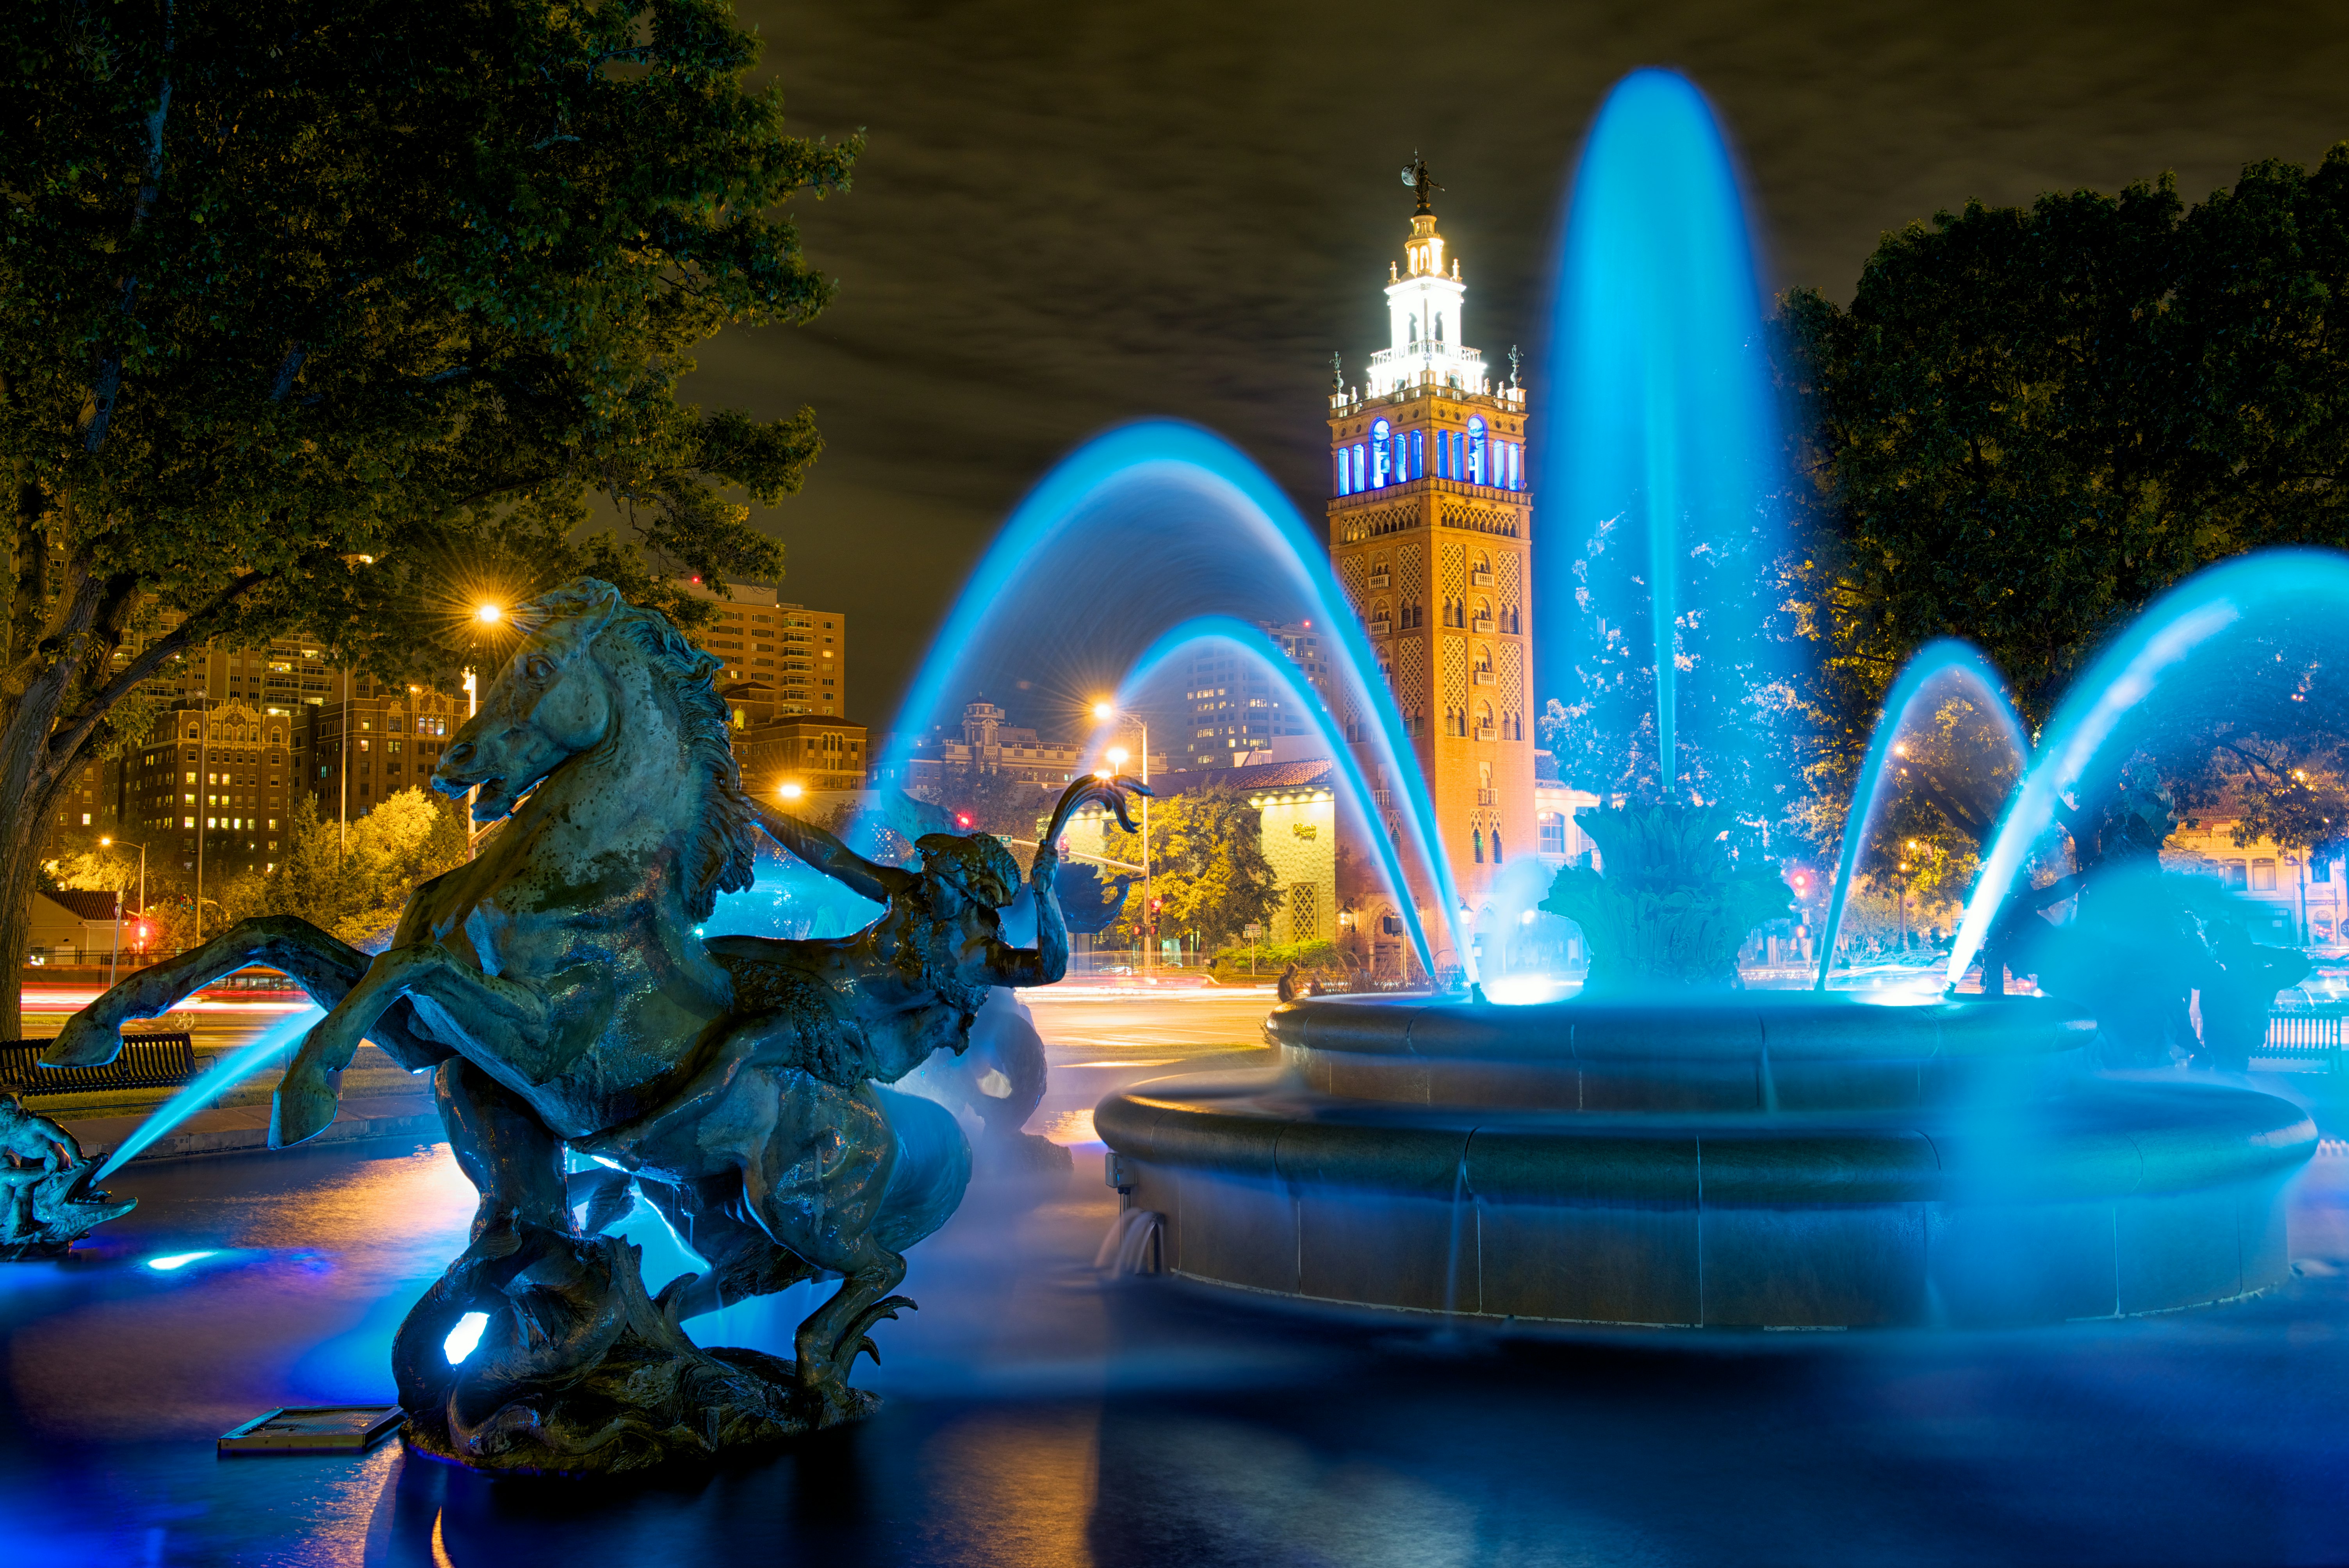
[20,978,1282,1145]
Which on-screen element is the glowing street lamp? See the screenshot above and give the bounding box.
[1093,699,1151,978]
[98,836,147,982]
[779,782,804,802]
[475,602,504,625]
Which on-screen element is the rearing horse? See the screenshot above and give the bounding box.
[48,579,1139,1457]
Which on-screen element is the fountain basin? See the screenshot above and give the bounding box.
[1096,995,2317,1328]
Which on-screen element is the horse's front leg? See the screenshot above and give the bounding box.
[45,916,378,1068]
[271,943,552,1148]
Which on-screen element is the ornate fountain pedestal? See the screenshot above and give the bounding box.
[1096,995,2317,1328]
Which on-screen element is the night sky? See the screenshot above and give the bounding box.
[693,0,2349,736]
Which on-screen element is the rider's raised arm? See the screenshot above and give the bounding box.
[984,845,1070,988]
[752,804,917,906]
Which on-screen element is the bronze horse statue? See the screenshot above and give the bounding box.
[47,579,1141,1470]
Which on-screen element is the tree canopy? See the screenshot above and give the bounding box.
[1780,147,2349,731]
[1102,787,1280,950]
[0,0,855,1027]
[1778,146,2349,894]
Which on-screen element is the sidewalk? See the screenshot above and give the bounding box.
[60,1089,441,1166]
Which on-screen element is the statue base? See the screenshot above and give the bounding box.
[391,1221,879,1475]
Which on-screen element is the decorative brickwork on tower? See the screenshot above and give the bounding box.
[1327,177,1534,921]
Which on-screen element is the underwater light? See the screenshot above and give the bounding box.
[146,1251,218,1271]
[444,1311,490,1364]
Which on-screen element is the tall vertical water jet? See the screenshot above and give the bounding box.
[1818,640,2026,989]
[1540,68,1788,803]
[878,419,1471,969]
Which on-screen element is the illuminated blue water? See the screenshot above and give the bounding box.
[1096,616,1449,974]
[1947,548,2349,985]
[1540,68,1788,803]
[878,419,1476,972]
[90,1005,323,1181]
[1817,639,2026,989]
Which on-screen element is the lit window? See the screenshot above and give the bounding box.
[2251,858,2278,892]
[1372,420,1392,488]
[1409,427,1424,479]
[1467,416,1488,485]
[1352,444,1365,491]
[1334,451,1350,497]
[1540,814,1566,855]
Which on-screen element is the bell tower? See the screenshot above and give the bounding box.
[1328,158,1533,924]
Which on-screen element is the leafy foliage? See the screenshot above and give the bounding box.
[220,791,474,947]
[0,0,856,1020]
[1101,787,1281,950]
[1779,147,2349,768]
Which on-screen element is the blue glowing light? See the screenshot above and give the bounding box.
[1946,549,2349,985]
[1542,68,1786,796]
[145,1251,219,1272]
[875,420,1477,975]
[1087,616,1445,974]
[92,1005,324,1181]
[443,1311,490,1364]
[1816,639,2024,990]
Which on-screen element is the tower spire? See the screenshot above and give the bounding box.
[1401,152,1441,217]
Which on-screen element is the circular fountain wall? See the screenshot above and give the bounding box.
[1095,994,2317,1329]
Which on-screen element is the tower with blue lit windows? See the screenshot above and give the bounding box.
[1327,162,1533,918]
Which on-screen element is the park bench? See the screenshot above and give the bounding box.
[0,1032,197,1095]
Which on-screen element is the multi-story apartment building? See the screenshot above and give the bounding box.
[1182,621,1336,769]
[301,682,465,828]
[676,578,847,718]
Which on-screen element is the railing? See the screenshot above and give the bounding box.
[2251,1010,2347,1073]
[1469,569,1493,587]
[1476,789,1497,805]
[1470,615,1494,633]
[1367,573,1391,590]
[1472,669,1496,685]
[1367,619,1392,638]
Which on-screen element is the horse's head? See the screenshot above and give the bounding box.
[434,582,625,822]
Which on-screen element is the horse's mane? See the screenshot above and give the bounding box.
[524,579,758,921]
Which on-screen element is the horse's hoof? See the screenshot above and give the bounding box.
[42,1014,124,1068]
[269,1067,342,1148]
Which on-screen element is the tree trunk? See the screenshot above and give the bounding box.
[0,673,74,1044]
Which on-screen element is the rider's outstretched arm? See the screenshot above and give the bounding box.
[986,844,1070,988]
[751,804,918,906]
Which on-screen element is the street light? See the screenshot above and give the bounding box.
[1093,700,1151,978]
[474,602,504,625]
[779,782,804,802]
[98,836,147,982]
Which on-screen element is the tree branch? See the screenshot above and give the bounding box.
[46,569,266,769]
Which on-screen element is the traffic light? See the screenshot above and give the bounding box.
[955,812,973,828]
[1790,871,1810,896]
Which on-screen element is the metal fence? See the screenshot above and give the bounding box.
[2253,1010,2347,1073]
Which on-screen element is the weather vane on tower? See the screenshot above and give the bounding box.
[1401,152,1441,216]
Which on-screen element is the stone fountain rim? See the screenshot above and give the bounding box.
[1265,991,2096,1064]
[1097,1069,2318,1206]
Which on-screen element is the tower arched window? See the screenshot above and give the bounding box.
[1407,314,1417,346]
[1409,428,1424,479]
[1372,420,1392,488]
[1492,829,1504,864]
[1335,451,1350,496]
[1353,444,1365,491]
[1434,311,1444,343]
[1472,827,1484,864]
[1467,417,1488,485]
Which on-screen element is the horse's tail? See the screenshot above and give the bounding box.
[869,1084,972,1254]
